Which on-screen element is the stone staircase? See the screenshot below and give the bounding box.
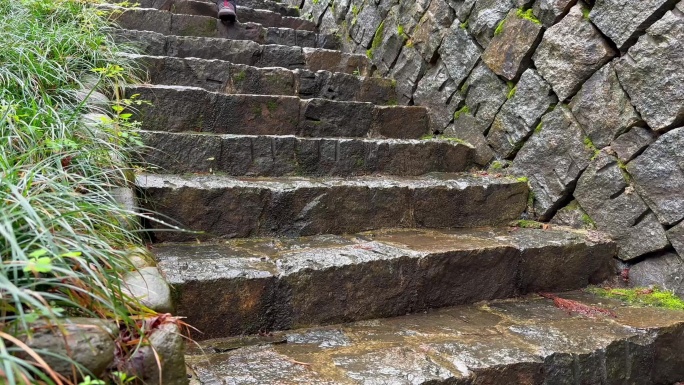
[111,0,684,383]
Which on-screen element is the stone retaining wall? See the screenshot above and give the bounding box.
[296,0,684,292]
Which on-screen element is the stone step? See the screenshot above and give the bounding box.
[152,227,614,339]
[130,54,395,104]
[112,7,336,48]
[126,0,301,17]
[114,29,368,74]
[185,291,684,384]
[137,173,528,242]
[154,0,313,30]
[127,85,428,138]
[140,131,473,176]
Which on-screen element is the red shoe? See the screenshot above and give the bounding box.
[217,0,236,22]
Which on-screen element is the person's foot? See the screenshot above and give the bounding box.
[217,0,236,22]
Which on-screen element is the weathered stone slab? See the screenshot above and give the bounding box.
[445,114,496,166]
[154,227,613,338]
[128,85,426,138]
[482,8,544,80]
[138,173,528,241]
[141,132,473,176]
[574,153,670,260]
[629,252,684,298]
[532,4,616,100]
[186,291,684,384]
[487,68,556,158]
[459,62,509,127]
[589,0,678,51]
[569,62,640,149]
[610,126,656,163]
[614,8,684,131]
[388,47,426,105]
[511,105,594,220]
[627,127,684,226]
[302,47,372,76]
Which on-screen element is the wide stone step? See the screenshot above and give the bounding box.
[153,227,614,339]
[141,131,473,176]
[126,0,301,16]
[153,0,313,30]
[114,30,369,74]
[128,85,428,138]
[185,291,684,384]
[112,7,336,48]
[137,173,528,241]
[130,54,395,103]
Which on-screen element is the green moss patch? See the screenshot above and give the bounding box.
[516,8,541,25]
[589,287,684,310]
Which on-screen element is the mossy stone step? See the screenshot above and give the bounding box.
[153,228,615,339]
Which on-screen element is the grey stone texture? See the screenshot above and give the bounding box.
[668,221,684,257]
[574,153,669,260]
[186,292,684,384]
[533,4,616,101]
[155,228,614,339]
[413,60,463,132]
[123,322,188,385]
[24,318,117,380]
[610,126,656,163]
[589,0,678,51]
[482,9,544,80]
[627,127,684,226]
[550,200,596,229]
[629,252,684,297]
[487,68,556,158]
[511,105,594,220]
[466,0,516,47]
[138,173,528,242]
[569,62,641,149]
[532,0,577,27]
[459,62,509,127]
[123,267,174,313]
[445,112,496,165]
[614,7,684,131]
[438,21,481,86]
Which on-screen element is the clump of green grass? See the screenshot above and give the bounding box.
[589,287,684,310]
[0,0,166,383]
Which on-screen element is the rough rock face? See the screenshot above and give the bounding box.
[569,62,641,149]
[668,222,684,256]
[458,62,508,127]
[482,9,544,80]
[25,318,117,380]
[614,7,684,131]
[413,61,462,132]
[445,112,495,165]
[550,200,596,229]
[627,127,684,226]
[438,21,481,86]
[589,0,678,51]
[574,153,669,260]
[487,68,556,158]
[123,322,188,385]
[466,0,516,47]
[629,252,684,297]
[123,267,174,313]
[511,105,594,220]
[532,4,616,101]
[532,0,576,26]
[610,126,656,162]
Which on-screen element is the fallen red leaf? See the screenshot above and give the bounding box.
[539,292,617,318]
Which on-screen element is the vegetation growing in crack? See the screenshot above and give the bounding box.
[366,20,384,59]
[516,8,541,25]
[0,0,183,382]
[494,17,506,36]
[454,105,470,120]
[510,219,546,229]
[588,287,684,310]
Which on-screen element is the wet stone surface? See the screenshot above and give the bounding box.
[152,227,614,339]
[186,292,684,384]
